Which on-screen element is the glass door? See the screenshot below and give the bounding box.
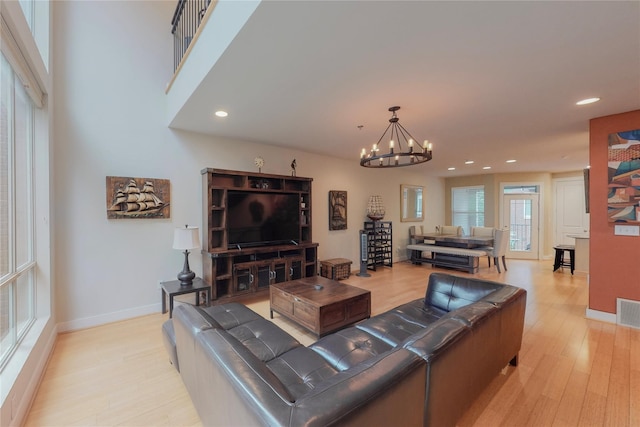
[503,194,539,259]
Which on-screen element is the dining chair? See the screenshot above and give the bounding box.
[438,225,463,236]
[409,225,423,245]
[471,226,495,237]
[408,225,430,259]
[482,228,509,273]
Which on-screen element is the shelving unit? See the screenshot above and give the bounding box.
[364,221,392,271]
[201,168,318,303]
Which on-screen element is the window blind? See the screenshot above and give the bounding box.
[452,186,485,235]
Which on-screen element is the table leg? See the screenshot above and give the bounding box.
[195,290,200,307]
[162,289,167,314]
[169,296,174,319]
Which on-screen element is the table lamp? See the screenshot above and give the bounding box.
[173,225,200,286]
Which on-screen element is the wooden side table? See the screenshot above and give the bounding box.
[161,277,211,318]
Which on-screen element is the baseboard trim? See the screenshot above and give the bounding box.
[57,303,161,333]
[585,307,617,324]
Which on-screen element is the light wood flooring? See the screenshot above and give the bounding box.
[25,260,640,426]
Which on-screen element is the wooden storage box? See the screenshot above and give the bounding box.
[320,258,352,280]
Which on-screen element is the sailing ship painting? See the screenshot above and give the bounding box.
[106,176,170,219]
[608,129,640,224]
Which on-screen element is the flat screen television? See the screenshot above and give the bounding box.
[227,191,300,248]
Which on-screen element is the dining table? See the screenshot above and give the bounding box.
[416,233,494,248]
[410,233,494,274]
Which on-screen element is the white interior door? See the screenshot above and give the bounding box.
[554,178,589,245]
[503,194,539,259]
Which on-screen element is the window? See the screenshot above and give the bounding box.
[452,186,485,235]
[0,0,49,415]
[0,51,36,369]
[503,185,539,194]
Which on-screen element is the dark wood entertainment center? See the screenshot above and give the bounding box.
[202,168,319,303]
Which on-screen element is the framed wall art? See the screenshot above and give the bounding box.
[329,190,347,230]
[607,129,640,223]
[106,176,170,219]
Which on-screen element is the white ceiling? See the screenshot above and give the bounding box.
[169,0,640,177]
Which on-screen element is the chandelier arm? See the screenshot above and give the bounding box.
[395,123,423,151]
[375,122,393,147]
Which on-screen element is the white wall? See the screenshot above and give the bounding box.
[52,1,444,329]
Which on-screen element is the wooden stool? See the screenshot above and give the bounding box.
[553,245,575,275]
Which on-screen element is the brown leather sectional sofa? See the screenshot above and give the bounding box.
[163,272,526,426]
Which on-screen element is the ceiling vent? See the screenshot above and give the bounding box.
[617,298,640,329]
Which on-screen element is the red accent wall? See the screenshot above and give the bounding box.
[589,110,640,313]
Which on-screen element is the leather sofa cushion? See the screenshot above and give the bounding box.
[197,328,295,404]
[391,299,447,323]
[355,299,449,346]
[310,327,392,371]
[356,310,434,347]
[197,302,262,330]
[426,272,503,312]
[402,318,470,362]
[267,346,338,400]
[289,348,426,427]
[226,318,301,362]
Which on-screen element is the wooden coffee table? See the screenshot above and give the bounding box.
[270,276,371,337]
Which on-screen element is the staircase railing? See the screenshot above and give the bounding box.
[171,0,212,73]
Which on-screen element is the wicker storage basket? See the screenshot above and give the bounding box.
[320,258,352,280]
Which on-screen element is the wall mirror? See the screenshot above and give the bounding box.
[401,184,424,222]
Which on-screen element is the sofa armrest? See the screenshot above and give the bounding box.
[197,302,262,330]
[402,318,476,427]
[175,304,216,332]
[480,284,526,307]
[193,329,294,426]
[425,273,503,312]
[482,285,527,366]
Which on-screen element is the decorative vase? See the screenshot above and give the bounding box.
[367,195,385,221]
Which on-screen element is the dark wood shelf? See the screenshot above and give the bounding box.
[364,221,393,271]
[201,168,318,303]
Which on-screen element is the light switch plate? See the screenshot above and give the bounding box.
[614,225,640,236]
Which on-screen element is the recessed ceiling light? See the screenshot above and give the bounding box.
[214,110,228,118]
[464,160,474,165]
[506,159,517,163]
[482,166,491,170]
[448,167,456,171]
[576,97,600,106]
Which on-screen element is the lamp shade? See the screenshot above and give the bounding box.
[173,226,200,250]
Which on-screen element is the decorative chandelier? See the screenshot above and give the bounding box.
[360,106,433,168]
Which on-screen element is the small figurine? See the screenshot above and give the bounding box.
[254,156,264,173]
[291,158,297,176]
